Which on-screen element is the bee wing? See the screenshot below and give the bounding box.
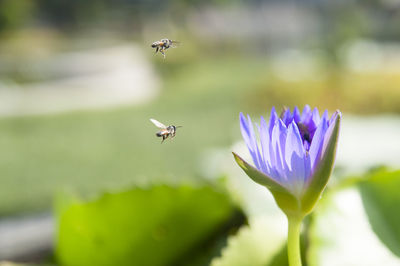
[150,118,167,129]
[170,41,181,48]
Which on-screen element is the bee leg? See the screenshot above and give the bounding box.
[154,47,159,54]
[160,48,166,59]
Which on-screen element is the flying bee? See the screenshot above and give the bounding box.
[150,118,182,143]
[151,38,180,58]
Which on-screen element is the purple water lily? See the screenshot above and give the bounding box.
[234,105,341,266]
[238,105,341,197]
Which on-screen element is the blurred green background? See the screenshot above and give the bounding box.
[0,0,400,265]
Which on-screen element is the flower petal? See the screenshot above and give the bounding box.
[285,121,305,170]
[259,116,271,169]
[322,109,328,120]
[328,111,336,126]
[309,112,328,169]
[268,107,278,137]
[312,107,320,126]
[240,113,261,170]
[321,111,341,157]
[249,115,266,172]
[271,120,287,182]
[281,108,293,126]
[301,105,311,121]
[256,123,269,174]
[293,107,301,123]
[304,152,312,182]
[285,122,307,193]
[239,113,252,146]
[301,111,341,215]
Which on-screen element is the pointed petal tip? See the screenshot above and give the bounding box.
[232,150,253,165]
[321,109,341,158]
[239,113,246,127]
[332,110,342,122]
[232,152,246,168]
[246,114,254,125]
[270,106,278,117]
[239,112,246,122]
[233,152,259,177]
[232,151,237,158]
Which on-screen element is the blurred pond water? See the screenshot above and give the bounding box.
[0,45,159,116]
[0,213,53,262]
[336,115,400,173]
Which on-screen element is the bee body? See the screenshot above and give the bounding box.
[150,119,180,143]
[151,38,179,58]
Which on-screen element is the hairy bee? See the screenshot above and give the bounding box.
[151,38,179,58]
[150,118,182,143]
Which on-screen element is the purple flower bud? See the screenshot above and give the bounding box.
[234,106,341,216]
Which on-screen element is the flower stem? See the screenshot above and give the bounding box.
[287,216,303,266]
